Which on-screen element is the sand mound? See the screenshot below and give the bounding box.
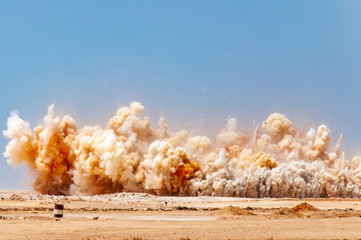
[9,194,25,201]
[213,206,256,216]
[273,203,319,218]
[292,202,319,212]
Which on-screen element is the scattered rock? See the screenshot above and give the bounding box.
[93,216,99,220]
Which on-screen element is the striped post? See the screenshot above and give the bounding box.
[54,203,64,218]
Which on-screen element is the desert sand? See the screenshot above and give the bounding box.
[0,190,361,240]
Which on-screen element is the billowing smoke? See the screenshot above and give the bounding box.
[3,102,361,197]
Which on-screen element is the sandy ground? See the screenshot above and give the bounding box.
[1,190,361,239]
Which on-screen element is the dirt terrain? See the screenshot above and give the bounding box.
[0,190,361,240]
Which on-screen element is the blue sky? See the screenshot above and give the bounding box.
[1,1,361,189]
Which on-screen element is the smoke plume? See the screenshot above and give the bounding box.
[3,102,361,197]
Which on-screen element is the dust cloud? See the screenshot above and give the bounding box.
[3,102,361,197]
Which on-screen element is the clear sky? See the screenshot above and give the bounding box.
[1,1,361,189]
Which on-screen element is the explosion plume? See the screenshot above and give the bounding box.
[3,102,361,197]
